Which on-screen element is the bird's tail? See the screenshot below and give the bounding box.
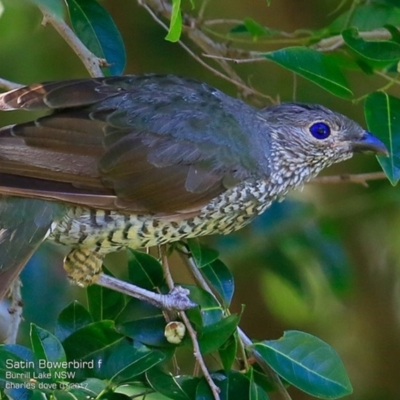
[0,197,64,301]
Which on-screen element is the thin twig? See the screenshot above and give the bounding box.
[373,70,400,88]
[202,53,267,64]
[311,172,387,187]
[160,246,220,400]
[203,19,244,26]
[179,311,221,399]
[38,6,105,78]
[203,27,310,46]
[5,278,23,344]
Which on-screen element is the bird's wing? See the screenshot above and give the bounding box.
[0,75,263,214]
[0,197,65,300]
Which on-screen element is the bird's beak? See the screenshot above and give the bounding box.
[352,131,389,156]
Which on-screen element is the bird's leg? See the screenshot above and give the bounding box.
[64,247,103,286]
[63,247,196,311]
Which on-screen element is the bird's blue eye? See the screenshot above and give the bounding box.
[309,122,331,140]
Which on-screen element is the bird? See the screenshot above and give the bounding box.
[0,74,388,302]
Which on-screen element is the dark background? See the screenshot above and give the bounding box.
[0,1,399,399]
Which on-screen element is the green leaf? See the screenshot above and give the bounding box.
[186,239,219,267]
[365,92,400,185]
[0,345,35,383]
[199,315,240,355]
[250,382,270,400]
[251,366,275,394]
[329,4,400,33]
[184,285,224,327]
[165,0,182,42]
[69,378,107,398]
[66,0,126,75]
[28,0,64,18]
[251,330,353,398]
[61,321,135,381]
[51,391,78,399]
[119,315,172,347]
[230,22,279,37]
[230,24,251,34]
[196,374,225,399]
[342,27,400,62]
[30,324,67,379]
[105,342,165,383]
[55,301,93,342]
[243,18,268,39]
[218,334,238,371]
[146,368,200,400]
[98,394,131,400]
[127,249,166,289]
[264,47,353,98]
[377,0,400,7]
[2,383,30,399]
[197,371,250,399]
[115,297,161,325]
[248,367,270,400]
[200,259,234,307]
[384,24,400,43]
[62,320,123,361]
[330,52,369,72]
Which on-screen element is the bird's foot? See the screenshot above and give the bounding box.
[64,247,103,286]
[97,274,196,311]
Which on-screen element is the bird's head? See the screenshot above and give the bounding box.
[258,103,388,186]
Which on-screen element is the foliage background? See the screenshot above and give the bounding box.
[0,0,399,399]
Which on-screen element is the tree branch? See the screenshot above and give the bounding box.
[310,172,387,187]
[313,28,393,52]
[96,273,195,310]
[39,6,105,78]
